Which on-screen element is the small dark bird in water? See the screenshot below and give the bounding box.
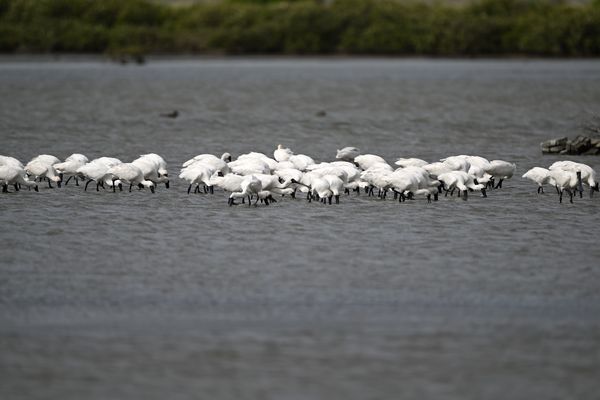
[161,110,179,118]
[316,110,327,117]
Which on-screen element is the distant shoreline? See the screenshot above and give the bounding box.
[1,54,600,63]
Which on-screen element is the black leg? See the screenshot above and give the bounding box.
[187,184,192,194]
[64,176,72,186]
[84,180,92,191]
[567,189,573,204]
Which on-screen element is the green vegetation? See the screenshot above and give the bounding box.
[1,0,599,56]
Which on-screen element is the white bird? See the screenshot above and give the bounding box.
[288,154,315,171]
[354,154,388,171]
[209,173,245,195]
[391,166,442,202]
[229,175,262,206]
[132,155,169,189]
[438,171,485,200]
[237,152,279,171]
[0,165,38,192]
[522,167,554,194]
[336,147,360,162]
[28,154,61,166]
[441,156,470,172]
[467,165,492,187]
[485,160,516,189]
[0,155,24,169]
[140,153,168,177]
[422,162,452,179]
[389,169,420,201]
[361,165,393,197]
[394,157,428,168]
[310,176,333,204]
[77,157,122,191]
[548,168,580,203]
[252,173,292,195]
[107,163,155,193]
[182,153,231,174]
[322,175,344,204]
[25,155,62,188]
[549,161,598,197]
[273,144,293,162]
[179,163,216,194]
[228,157,271,175]
[53,154,88,186]
[273,161,296,171]
[330,161,366,194]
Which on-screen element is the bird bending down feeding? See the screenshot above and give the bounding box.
[229,175,263,206]
[0,165,39,192]
[549,161,598,198]
[548,168,583,204]
[77,157,122,191]
[179,164,216,194]
[25,155,62,188]
[54,154,88,186]
[107,163,155,193]
[132,155,169,189]
[485,160,516,189]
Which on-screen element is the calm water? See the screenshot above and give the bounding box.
[1,58,600,399]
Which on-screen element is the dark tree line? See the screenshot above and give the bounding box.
[1,0,599,56]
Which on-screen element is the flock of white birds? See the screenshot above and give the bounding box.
[0,146,598,205]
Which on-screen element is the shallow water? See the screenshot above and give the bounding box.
[1,58,600,399]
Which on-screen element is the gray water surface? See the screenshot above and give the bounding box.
[1,59,600,399]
